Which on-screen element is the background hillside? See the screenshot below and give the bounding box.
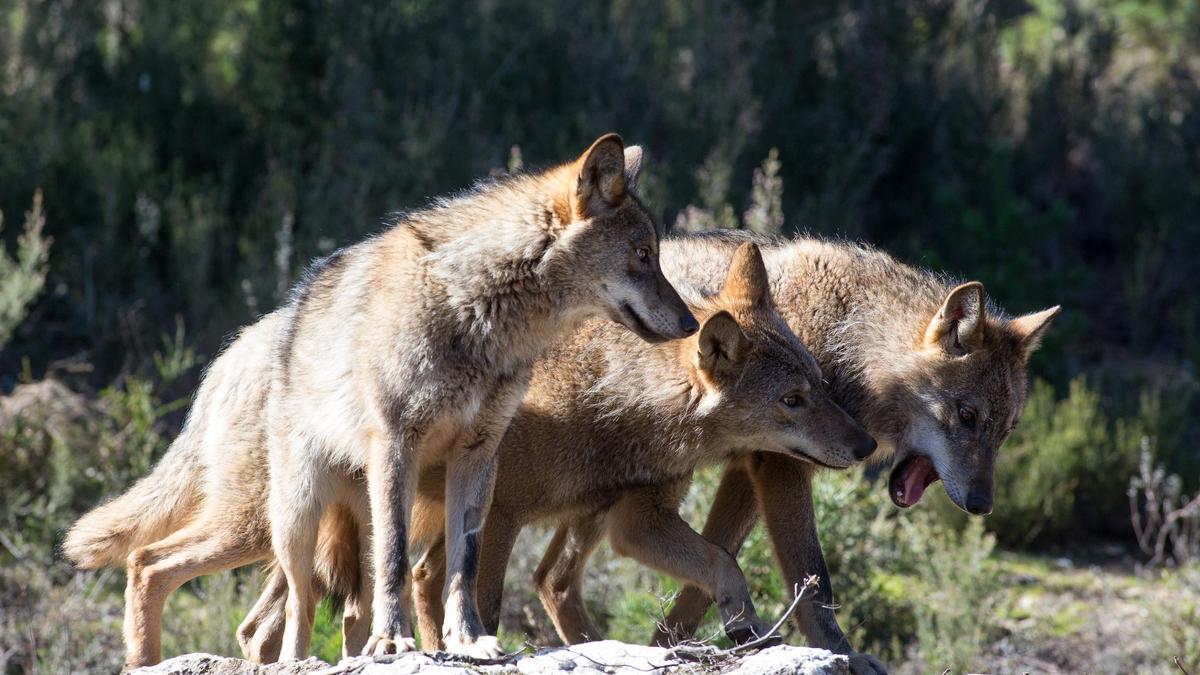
[1,1,1197,673]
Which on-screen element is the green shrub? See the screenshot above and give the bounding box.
[0,191,51,352]
[1148,566,1200,674]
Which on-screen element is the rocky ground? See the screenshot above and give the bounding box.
[130,642,849,675]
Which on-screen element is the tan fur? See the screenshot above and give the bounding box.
[246,242,872,653]
[649,232,1059,672]
[64,135,696,669]
[63,312,373,670]
[265,133,695,662]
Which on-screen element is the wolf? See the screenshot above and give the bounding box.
[641,231,1060,657]
[62,312,376,668]
[64,134,698,668]
[237,241,877,661]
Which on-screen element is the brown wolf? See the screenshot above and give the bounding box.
[64,134,698,668]
[641,231,1060,659]
[238,241,874,659]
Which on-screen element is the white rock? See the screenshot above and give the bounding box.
[132,642,848,675]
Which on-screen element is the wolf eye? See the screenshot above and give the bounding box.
[958,405,977,428]
[635,247,650,261]
[782,394,804,408]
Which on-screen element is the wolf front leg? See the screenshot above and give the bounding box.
[609,481,773,646]
[749,453,888,675]
[652,460,759,646]
[363,431,419,656]
[440,382,523,659]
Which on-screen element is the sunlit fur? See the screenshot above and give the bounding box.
[651,231,1059,666]
[62,134,696,669]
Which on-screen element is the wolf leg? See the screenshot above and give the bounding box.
[440,445,502,657]
[340,493,374,658]
[476,510,521,635]
[269,435,338,661]
[363,431,418,656]
[534,512,606,644]
[237,563,289,663]
[412,524,447,651]
[123,517,267,669]
[748,453,887,675]
[652,461,759,646]
[608,481,770,646]
[440,384,521,659]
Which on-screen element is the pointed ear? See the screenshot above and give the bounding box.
[697,311,750,380]
[924,282,986,354]
[1008,306,1061,358]
[623,145,644,192]
[721,242,770,306]
[571,133,627,220]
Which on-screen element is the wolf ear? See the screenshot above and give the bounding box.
[572,133,627,220]
[697,311,750,380]
[924,282,986,355]
[721,242,770,307]
[1008,306,1061,358]
[623,145,644,192]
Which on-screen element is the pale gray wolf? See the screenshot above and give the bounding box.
[238,241,876,662]
[62,312,374,669]
[644,231,1060,666]
[63,134,698,668]
[262,133,697,662]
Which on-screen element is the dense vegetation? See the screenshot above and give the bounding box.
[2,0,1198,672]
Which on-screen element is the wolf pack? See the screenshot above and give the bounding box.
[64,134,1060,675]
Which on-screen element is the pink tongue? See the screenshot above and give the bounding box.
[903,456,936,506]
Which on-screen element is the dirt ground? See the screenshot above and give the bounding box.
[977,550,1198,675]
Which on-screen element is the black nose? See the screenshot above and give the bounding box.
[964,490,993,516]
[680,315,699,335]
[853,434,878,460]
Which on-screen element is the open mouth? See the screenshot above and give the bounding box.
[790,448,850,470]
[618,303,669,343]
[888,454,941,508]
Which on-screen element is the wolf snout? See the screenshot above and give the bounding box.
[964,489,993,516]
[852,434,878,461]
[679,314,700,335]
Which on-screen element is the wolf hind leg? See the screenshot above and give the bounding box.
[534,512,606,644]
[123,515,267,669]
[412,524,447,651]
[269,440,336,661]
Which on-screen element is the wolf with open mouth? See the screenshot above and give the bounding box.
[651,231,1060,672]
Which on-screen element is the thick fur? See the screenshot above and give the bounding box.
[645,232,1058,669]
[238,242,876,663]
[63,135,696,669]
[398,242,873,652]
[61,313,377,670]
[262,134,694,662]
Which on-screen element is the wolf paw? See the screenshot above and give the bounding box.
[725,619,780,647]
[442,634,505,660]
[363,634,418,656]
[848,651,888,675]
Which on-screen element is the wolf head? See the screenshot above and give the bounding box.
[691,243,876,468]
[888,281,1061,515]
[554,134,698,343]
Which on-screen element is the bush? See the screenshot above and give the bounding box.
[0,191,51,353]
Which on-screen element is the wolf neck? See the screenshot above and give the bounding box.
[401,186,583,364]
[590,321,726,462]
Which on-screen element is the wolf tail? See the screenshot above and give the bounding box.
[62,436,201,569]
